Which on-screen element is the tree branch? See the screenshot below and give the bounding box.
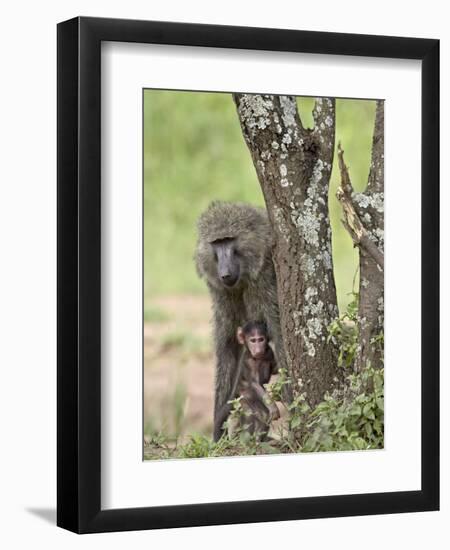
[337,144,384,270]
[367,101,384,194]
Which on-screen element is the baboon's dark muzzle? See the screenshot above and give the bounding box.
[221,273,239,287]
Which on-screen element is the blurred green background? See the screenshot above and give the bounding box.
[143,90,376,315]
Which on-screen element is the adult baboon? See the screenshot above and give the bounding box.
[195,201,286,441]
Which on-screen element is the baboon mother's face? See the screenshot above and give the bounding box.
[211,238,241,288]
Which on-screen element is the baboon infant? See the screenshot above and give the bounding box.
[217,321,280,439]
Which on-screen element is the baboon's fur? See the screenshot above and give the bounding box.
[195,201,285,441]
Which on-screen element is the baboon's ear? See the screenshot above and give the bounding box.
[237,327,245,345]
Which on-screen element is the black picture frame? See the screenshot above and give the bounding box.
[57,16,439,534]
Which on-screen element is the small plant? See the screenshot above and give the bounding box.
[296,366,384,452]
[179,434,215,458]
[327,291,359,368]
[143,431,176,460]
[267,367,292,403]
[271,292,384,453]
[172,381,188,437]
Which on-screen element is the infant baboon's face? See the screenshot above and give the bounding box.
[245,330,267,360]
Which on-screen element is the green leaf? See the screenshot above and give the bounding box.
[290,416,302,429]
[349,405,362,416]
[363,403,375,420]
[365,422,373,438]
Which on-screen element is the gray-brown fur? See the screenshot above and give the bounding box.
[215,321,279,438]
[195,201,286,441]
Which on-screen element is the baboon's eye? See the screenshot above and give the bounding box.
[213,251,218,262]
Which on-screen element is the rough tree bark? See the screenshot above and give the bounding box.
[337,100,384,371]
[233,94,340,405]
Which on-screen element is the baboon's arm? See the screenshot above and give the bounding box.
[213,334,240,441]
[214,349,248,439]
[250,381,280,420]
[250,381,272,406]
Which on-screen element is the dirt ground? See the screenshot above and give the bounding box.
[144,295,215,440]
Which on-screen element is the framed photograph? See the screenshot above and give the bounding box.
[57,17,439,533]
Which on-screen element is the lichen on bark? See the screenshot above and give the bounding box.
[234,93,340,405]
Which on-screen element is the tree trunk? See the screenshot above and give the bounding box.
[233,94,340,404]
[337,100,384,371]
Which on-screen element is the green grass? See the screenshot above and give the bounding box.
[144,90,376,313]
